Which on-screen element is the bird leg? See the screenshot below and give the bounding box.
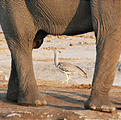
[65,73,71,84]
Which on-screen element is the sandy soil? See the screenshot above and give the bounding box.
[0,81,121,119]
[1,32,121,119]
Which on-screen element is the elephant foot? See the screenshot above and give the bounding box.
[84,100,116,113]
[18,99,47,106]
[84,95,116,113]
[18,94,47,106]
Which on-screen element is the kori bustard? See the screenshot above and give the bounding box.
[54,49,87,84]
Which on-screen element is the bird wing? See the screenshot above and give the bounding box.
[75,65,87,77]
[57,62,74,72]
[57,62,87,77]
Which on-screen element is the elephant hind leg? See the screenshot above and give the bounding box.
[32,30,48,49]
[84,94,116,113]
[10,43,47,106]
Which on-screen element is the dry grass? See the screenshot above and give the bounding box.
[33,57,83,62]
[0,48,8,50]
[42,47,65,50]
[78,41,95,46]
[79,34,95,39]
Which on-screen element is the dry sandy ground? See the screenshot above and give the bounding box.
[1,32,121,119]
[1,81,121,119]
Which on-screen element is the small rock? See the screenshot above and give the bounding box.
[78,41,89,46]
[3,113,21,118]
[117,112,121,118]
[50,114,53,117]
[2,111,32,118]
[69,43,75,46]
[47,115,50,117]
[43,112,48,115]
[47,40,51,42]
[11,111,31,114]
[79,116,83,119]
[4,75,8,81]
[82,41,88,46]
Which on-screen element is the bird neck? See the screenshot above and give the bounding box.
[54,50,59,67]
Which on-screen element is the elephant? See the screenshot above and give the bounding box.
[0,0,120,112]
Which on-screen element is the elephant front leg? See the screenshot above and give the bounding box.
[1,0,47,106]
[16,50,46,106]
[85,0,121,112]
[7,40,47,106]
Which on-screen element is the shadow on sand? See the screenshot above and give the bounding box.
[40,89,89,110]
[0,88,7,101]
[0,88,121,111]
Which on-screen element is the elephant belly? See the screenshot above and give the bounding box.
[27,0,93,35]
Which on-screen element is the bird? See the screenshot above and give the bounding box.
[53,48,87,84]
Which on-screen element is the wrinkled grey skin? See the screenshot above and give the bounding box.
[0,0,120,112]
